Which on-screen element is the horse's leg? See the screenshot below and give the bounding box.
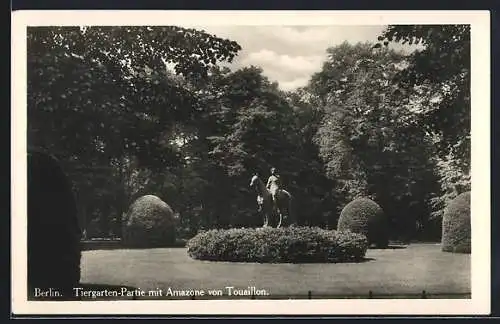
[275,195,285,228]
[281,209,287,227]
[274,199,282,228]
[262,207,269,227]
[276,211,283,228]
[274,206,281,228]
[278,199,286,227]
[268,201,274,227]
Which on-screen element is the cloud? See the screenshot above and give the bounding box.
[200,25,386,56]
[235,49,324,91]
[279,77,312,91]
[241,49,323,79]
[194,25,415,91]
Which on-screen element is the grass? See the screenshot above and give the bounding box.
[79,243,470,300]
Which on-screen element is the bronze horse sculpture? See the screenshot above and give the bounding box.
[249,174,294,228]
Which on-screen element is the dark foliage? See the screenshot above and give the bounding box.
[26,25,471,245]
[441,191,471,253]
[186,226,368,263]
[337,198,389,248]
[27,149,82,298]
[122,195,177,248]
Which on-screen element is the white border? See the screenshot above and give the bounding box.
[11,10,491,315]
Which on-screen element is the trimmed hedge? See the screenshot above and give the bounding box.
[122,195,176,248]
[337,198,389,248]
[81,239,122,251]
[27,149,82,298]
[442,191,471,254]
[186,226,368,263]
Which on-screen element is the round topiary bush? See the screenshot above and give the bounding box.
[186,226,368,263]
[442,191,471,254]
[122,195,176,248]
[337,198,389,248]
[27,149,82,299]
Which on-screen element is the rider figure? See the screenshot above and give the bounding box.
[266,167,281,207]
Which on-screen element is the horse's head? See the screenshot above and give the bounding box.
[249,174,259,188]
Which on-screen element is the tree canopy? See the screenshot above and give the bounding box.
[27,25,470,242]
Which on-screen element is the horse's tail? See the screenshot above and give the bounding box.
[287,192,295,225]
[280,189,290,197]
[279,189,295,225]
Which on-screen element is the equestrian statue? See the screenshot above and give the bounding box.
[249,167,295,228]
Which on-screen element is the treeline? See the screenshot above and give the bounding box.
[27,25,470,242]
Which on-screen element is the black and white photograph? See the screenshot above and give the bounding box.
[11,11,490,315]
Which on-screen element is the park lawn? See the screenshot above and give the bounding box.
[80,243,470,299]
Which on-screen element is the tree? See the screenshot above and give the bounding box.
[198,67,293,225]
[310,42,440,240]
[377,25,471,223]
[283,88,339,227]
[28,26,241,165]
[27,26,242,236]
[189,66,339,227]
[377,25,470,174]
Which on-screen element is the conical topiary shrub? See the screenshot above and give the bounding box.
[122,195,176,248]
[27,149,82,299]
[337,197,389,248]
[441,191,471,254]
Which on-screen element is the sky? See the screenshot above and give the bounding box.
[192,25,411,91]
